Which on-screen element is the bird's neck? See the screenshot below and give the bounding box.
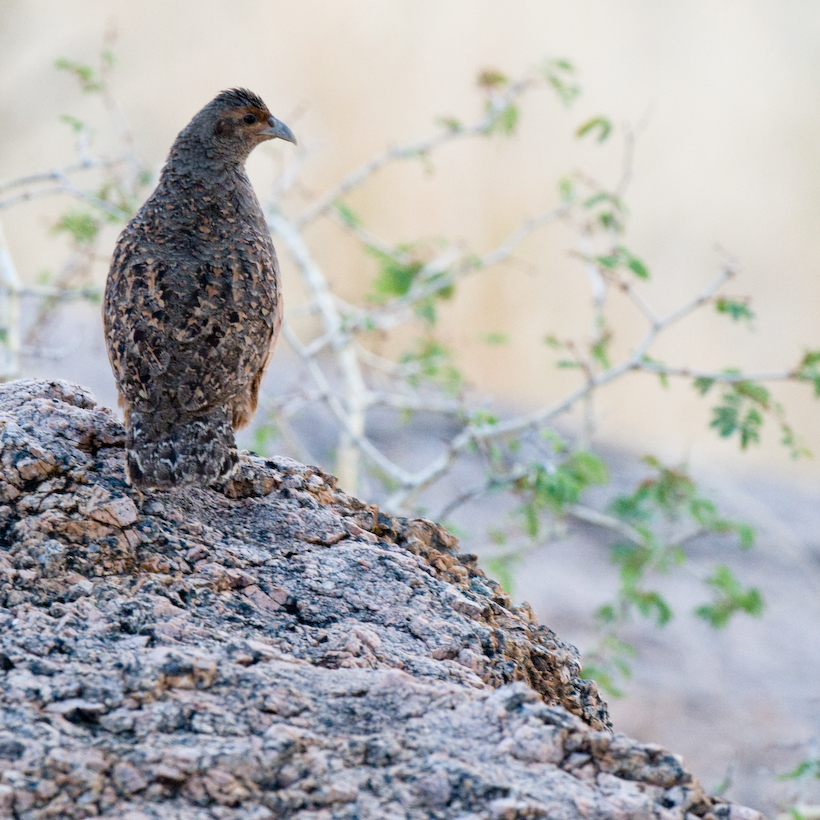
[160,139,251,190]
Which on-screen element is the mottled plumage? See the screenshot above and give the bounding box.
[104,88,296,487]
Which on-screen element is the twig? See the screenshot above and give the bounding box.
[326,208,412,264]
[385,267,738,509]
[294,78,534,229]
[336,203,570,341]
[282,322,415,488]
[636,362,796,383]
[0,220,22,379]
[566,504,643,544]
[0,158,117,195]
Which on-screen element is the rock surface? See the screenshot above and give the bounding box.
[0,379,762,819]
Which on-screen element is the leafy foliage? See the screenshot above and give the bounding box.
[513,450,609,538]
[780,758,820,781]
[714,296,755,324]
[51,209,100,245]
[576,116,613,142]
[539,57,581,105]
[54,57,105,92]
[334,201,361,228]
[366,244,455,324]
[582,636,636,699]
[486,102,519,136]
[594,245,649,279]
[582,191,628,233]
[401,339,463,394]
[796,349,820,396]
[578,457,760,692]
[696,377,807,457]
[695,565,764,628]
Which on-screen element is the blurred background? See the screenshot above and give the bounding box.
[1,1,819,814]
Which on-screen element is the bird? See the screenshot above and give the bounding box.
[103,88,296,488]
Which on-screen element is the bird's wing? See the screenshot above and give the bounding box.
[104,238,278,416]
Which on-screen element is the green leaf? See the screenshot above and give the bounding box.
[583,192,610,210]
[334,201,361,228]
[779,759,820,781]
[581,636,635,698]
[708,387,766,450]
[51,209,100,244]
[627,588,673,626]
[480,332,510,345]
[736,523,756,549]
[400,338,463,394]
[485,102,519,135]
[693,377,715,395]
[591,332,612,369]
[470,409,499,427]
[54,57,104,93]
[595,254,619,270]
[796,348,820,397]
[540,57,581,106]
[59,114,86,133]
[580,664,624,698]
[436,115,462,132]
[642,356,669,388]
[477,69,509,89]
[252,422,280,456]
[367,246,424,302]
[593,246,649,279]
[624,252,649,280]
[715,296,755,324]
[576,116,612,142]
[514,451,608,525]
[485,554,520,596]
[694,564,764,628]
[558,177,575,202]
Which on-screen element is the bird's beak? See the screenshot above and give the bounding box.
[263,116,297,146]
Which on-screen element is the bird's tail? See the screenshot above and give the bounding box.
[125,405,238,488]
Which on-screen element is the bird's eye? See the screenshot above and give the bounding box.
[243,113,257,125]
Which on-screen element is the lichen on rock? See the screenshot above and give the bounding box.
[0,379,762,819]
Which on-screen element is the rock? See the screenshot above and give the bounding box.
[0,379,759,819]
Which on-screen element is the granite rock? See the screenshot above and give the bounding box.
[0,379,762,820]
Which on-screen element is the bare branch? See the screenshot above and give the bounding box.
[636,362,795,383]
[0,220,22,379]
[0,187,67,211]
[566,504,643,544]
[0,158,116,195]
[266,147,313,206]
[478,203,571,268]
[282,322,415,488]
[335,202,570,342]
[384,267,741,509]
[326,208,412,264]
[294,78,534,229]
[368,390,464,414]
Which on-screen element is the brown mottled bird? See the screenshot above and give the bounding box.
[104,89,296,488]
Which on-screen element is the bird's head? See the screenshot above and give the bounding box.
[175,88,297,166]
